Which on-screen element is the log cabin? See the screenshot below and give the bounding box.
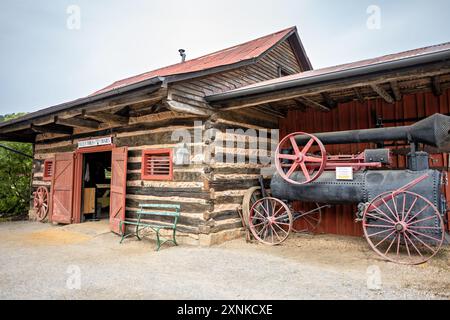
[0,27,312,245]
[1,26,449,244]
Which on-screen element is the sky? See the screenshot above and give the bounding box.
[1,0,450,115]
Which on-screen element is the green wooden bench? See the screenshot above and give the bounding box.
[119,204,180,251]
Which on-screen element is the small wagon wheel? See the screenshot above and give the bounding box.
[362,191,445,265]
[275,132,327,185]
[292,202,323,233]
[249,197,293,246]
[33,186,49,222]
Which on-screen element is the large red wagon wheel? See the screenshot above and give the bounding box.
[275,132,327,185]
[33,186,49,222]
[362,191,445,265]
[249,197,293,245]
[292,202,323,233]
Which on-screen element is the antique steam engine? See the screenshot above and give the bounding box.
[245,114,450,265]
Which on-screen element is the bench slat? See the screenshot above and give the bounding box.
[139,204,181,210]
[137,211,180,217]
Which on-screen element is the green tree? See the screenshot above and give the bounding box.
[0,113,32,216]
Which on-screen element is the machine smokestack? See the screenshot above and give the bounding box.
[179,49,186,63]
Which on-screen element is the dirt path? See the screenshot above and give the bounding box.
[0,221,448,300]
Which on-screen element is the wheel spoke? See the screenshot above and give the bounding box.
[405,205,430,225]
[286,163,299,178]
[404,232,423,257]
[407,231,438,254]
[273,222,289,236]
[302,138,315,154]
[384,233,399,255]
[290,136,301,156]
[382,198,398,221]
[407,229,442,244]
[402,196,418,222]
[367,228,395,238]
[278,154,297,160]
[403,234,411,258]
[374,230,397,248]
[300,162,311,181]
[364,224,395,229]
[408,215,436,226]
[365,212,396,225]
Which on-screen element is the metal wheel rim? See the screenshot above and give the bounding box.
[275,132,327,185]
[363,191,445,265]
[242,187,264,228]
[249,197,293,246]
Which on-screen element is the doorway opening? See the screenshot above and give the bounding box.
[81,151,112,222]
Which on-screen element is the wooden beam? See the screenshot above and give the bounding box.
[296,97,330,112]
[165,99,212,116]
[390,80,402,101]
[431,76,442,96]
[31,124,73,135]
[370,84,395,104]
[353,88,365,104]
[55,116,100,129]
[257,105,286,118]
[83,111,129,126]
[321,93,337,109]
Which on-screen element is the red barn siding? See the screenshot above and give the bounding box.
[279,88,450,237]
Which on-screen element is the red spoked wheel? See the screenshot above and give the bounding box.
[363,191,445,265]
[33,186,49,222]
[275,132,327,185]
[292,202,323,234]
[249,197,293,245]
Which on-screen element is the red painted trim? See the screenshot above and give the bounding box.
[43,159,54,181]
[72,152,84,224]
[72,144,116,224]
[141,149,174,181]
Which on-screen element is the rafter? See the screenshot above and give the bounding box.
[295,97,330,112]
[370,84,395,104]
[431,76,442,96]
[55,116,100,130]
[390,80,402,101]
[83,111,129,126]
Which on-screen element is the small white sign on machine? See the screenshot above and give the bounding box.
[336,167,353,181]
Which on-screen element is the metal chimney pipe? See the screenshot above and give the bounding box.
[179,49,186,63]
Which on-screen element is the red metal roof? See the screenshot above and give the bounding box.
[93,27,297,95]
[211,41,450,95]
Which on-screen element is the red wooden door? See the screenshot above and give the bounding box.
[110,147,128,234]
[51,153,75,224]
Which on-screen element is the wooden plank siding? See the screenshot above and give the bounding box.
[168,39,301,109]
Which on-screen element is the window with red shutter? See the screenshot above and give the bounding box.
[43,159,54,181]
[141,149,173,181]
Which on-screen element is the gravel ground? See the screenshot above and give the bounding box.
[0,221,449,300]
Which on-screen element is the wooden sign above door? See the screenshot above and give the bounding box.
[78,137,113,149]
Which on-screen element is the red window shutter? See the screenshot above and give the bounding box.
[141,149,173,181]
[43,159,54,181]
